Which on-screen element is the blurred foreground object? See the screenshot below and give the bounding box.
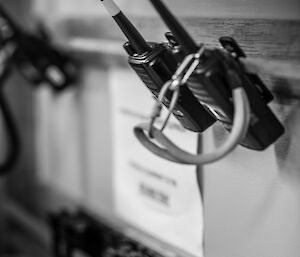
[0,4,78,175]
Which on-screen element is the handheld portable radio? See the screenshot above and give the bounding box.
[149,0,284,150]
[100,0,216,132]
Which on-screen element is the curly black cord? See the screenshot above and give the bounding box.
[0,69,20,175]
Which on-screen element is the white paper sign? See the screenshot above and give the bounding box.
[110,67,204,257]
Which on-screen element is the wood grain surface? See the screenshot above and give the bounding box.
[59,16,300,100]
[61,17,300,59]
[33,0,300,20]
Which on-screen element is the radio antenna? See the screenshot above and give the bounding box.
[149,0,198,54]
[99,0,150,54]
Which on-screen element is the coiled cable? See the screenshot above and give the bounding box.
[134,87,250,165]
[134,63,251,165]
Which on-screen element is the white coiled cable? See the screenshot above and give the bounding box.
[134,86,250,165]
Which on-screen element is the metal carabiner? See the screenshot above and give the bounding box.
[149,46,205,137]
[181,46,205,84]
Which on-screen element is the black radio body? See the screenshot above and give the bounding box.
[149,0,284,150]
[185,45,284,150]
[125,40,216,132]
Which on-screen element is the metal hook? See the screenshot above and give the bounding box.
[148,46,205,137]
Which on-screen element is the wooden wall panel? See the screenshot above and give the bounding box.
[33,0,300,20]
